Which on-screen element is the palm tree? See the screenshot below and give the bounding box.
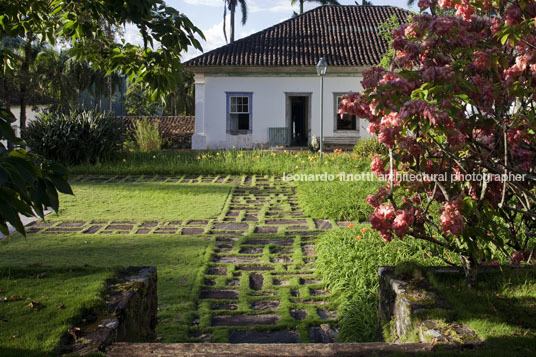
[223,0,248,43]
[65,57,92,109]
[89,70,123,113]
[291,0,340,16]
[34,48,75,106]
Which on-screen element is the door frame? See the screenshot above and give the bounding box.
[285,92,312,147]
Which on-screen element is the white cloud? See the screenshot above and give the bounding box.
[181,13,259,62]
[183,0,222,7]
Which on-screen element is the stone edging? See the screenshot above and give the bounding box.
[378,266,482,346]
[59,266,157,355]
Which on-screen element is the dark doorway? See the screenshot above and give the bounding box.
[290,96,308,146]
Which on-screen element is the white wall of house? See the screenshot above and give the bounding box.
[193,73,371,150]
[10,105,47,137]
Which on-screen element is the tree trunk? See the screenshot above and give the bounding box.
[300,0,304,15]
[230,4,236,43]
[19,34,33,134]
[4,78,14,150]
[108,76,113,113]
[460,255,478,288]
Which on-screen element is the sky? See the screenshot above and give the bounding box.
[124,0,417,61]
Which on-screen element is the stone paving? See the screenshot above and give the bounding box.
[28,175,358,343]
[191,177,343,343]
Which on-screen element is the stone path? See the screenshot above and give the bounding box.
[28,176,359,343]
[191,177,343,343]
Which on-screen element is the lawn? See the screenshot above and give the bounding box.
[69,150,377,222]
[49,182,231,222]
[0,267,111,357]
[0,232,210,355]
[0,180,228,355]
[423,268,536,356]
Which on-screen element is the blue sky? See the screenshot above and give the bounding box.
[124,1,416,61]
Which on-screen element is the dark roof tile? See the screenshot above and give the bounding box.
[186,5,411,68]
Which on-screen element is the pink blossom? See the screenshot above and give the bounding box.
[392,209,414,238]
[505,4,523,27]
[512,250,531,264]
[366,187,389,208]
[439,201,465,236]
[473,51,488,70]
[418,0,432,9]
[370,155,386,177]
[362,67,386,90]
[438,0,454,9]
[455,0,475,21]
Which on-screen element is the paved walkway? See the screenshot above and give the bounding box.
[28,176,357,343]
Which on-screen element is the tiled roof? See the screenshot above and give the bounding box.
[121,116,195,138]
[185,5,411,68]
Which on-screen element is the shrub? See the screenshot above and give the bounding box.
[352,137,387,158]
[339,1,536,284]
[23,110,125,165]
[315,225,445,342]
[132,119,162,152]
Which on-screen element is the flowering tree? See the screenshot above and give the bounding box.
[340,0,536,285]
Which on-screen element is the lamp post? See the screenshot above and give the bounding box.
[316,57,327,157]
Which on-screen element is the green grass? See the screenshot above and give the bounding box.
[69,150,378,222]
[423,268,536,356]
[69,150,372,176]
[0,181,222,354]
[296,179,381,222]
[49,182,231,222]
[0,267,111,357]
[315,225,445,342]
[0,233,210,354]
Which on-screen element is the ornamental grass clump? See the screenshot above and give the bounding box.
[339,0,536,285]
[23,110,125,165]
[132,119,162,152]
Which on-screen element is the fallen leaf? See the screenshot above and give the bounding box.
[0,289,5,293]
[37,272,47,279]
[11,335,19,339]
[0,296,6,302]
[28,301,44,311]
[57,304,65,310]
[68,327,81,340]
[8,296,22,301]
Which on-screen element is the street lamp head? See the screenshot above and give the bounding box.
[316,57,327,76]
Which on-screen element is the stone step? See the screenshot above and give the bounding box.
[107,342,434,357]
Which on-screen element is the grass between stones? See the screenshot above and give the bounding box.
[68,150,379,223]
[0,176,348,352]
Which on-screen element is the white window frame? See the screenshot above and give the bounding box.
[226,92,253,134]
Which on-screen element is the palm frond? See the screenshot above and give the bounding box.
[240,0,248,26]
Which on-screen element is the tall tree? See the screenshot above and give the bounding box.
[34,48,73,105]
[0,0,204,235]
[223,0,248,43]
[65,57,92,109]
[291,0,340,16]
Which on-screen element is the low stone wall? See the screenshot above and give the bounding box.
[378,266,481,346]
[59,266,157,355]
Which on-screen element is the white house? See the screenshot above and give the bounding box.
[185,5,410,150]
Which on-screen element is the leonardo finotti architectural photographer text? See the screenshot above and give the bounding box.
[282,172,526,183]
